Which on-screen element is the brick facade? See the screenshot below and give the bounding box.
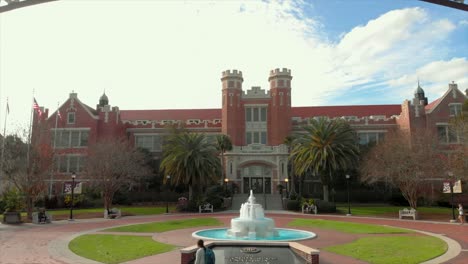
[33,70,467,195]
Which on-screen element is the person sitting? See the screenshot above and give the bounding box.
[38,208,47,224]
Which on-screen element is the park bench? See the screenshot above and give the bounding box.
[32,208,52,224]
[199,203,214,213]
[302,204,317,214]
[104,208,121,219]
[399,208,418,220]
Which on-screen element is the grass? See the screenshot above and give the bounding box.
[336,205,453,216]
[69,234,175,264]
[325,236,447,264]
[47,206,175,216]
[288,219,411,234]
[103,217,222,233]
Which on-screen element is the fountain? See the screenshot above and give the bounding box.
[227,190,278,239]
[192,190,316,241]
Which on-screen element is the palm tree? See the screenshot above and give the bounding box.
[291,117,359,201]
[216,134,233,184]
[160,132,221,200]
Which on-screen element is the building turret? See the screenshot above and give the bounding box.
[221,70,244,145]
[269,68,292,145]
[99,92,109,107]
[413,81,428,106]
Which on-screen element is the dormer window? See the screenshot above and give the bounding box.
[67,112,76,124]
[449,103,462,116]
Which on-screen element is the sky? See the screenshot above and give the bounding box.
[0,0,467,132]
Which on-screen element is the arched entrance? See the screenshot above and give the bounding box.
[241,164,273,194]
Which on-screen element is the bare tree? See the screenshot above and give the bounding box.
[361,130,446,209]
[2,132,53,219]
[85,138,150,211]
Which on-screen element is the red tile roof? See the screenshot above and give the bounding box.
[425,97,441,111]
[120,109,221,120]
[291,105,401,118]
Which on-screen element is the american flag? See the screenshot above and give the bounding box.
[33,98,42,117]
[57,109,62,120]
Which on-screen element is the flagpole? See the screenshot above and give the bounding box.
[27,92,35,165]
[0,98,9,192]
[49,102,59,197]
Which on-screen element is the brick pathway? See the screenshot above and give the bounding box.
[0,212,466,264]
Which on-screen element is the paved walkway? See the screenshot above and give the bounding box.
[0,212,467,264]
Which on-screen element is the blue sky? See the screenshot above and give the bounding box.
[0,0,467,131]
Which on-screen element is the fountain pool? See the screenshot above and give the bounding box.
[192,190,316,242]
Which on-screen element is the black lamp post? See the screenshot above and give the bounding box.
[285,178,289,198]
[346,174,351,216]
[448,172,456,222]
[69,172,76,221]
[166,175,171,214]
[224,178,229,192]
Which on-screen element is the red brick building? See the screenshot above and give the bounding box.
[34,69,467,196]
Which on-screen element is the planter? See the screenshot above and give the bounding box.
[2,212,22,224]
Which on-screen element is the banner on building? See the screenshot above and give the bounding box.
[442,180,462,194]
[64,182,82,194]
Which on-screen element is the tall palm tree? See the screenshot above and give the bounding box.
[216,134,233,184]
[160,132,221,200]
[291,117,359,201]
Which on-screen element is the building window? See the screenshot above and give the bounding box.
[449,103,462,116]
[52,129,89,148]
[358,132,385,145]
[67,112,75,124]
[57,155,85,173]
[437,125,458,143]
[135,135,162,152]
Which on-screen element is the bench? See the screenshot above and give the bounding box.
[199,203,214,213]
[302,204,317,214]
[399,208,418,220]
[32,209,52,224]
[104,208,121,219]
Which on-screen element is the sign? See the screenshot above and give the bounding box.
[443,180,462,194]
[64,182,82,194]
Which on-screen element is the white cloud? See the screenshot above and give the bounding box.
[388,58,468,98]
[0,1,466,132]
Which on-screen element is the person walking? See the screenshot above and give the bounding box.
[458,204,465,225]
[194,239,206,264]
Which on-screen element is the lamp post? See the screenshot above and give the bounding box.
[69,172,76,221]
[285,178,289,198]
[224,178,229,192]
[448,172,456,222]
[345,174,351,216]
[166,175,171,214]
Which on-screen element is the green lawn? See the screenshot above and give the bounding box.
[325,236,447,264]
[336,205,453,216]
[47,206,175,216]
[69,234,175,264]
[288,219,411,234]
[104,217,222,233]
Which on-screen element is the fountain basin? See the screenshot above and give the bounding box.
[193,228,316,242]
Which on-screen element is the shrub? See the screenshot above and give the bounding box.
[286,199,301,211]
[314,200,336,213]
[2,188,24,212]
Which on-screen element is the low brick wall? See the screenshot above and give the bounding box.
[180,241,319,264]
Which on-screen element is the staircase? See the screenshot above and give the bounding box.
[230,193,283,211]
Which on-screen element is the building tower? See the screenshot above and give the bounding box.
[221,70,244,145]
[268,68,292,145]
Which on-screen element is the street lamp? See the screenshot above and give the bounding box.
[448,172,456,222]
[166,175,171,214]
[284,178,289,198]
[345,174,351,216]
[69,172,76,221]
[224,178,229,192]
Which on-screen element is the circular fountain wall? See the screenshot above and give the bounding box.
[192,190,316,242]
